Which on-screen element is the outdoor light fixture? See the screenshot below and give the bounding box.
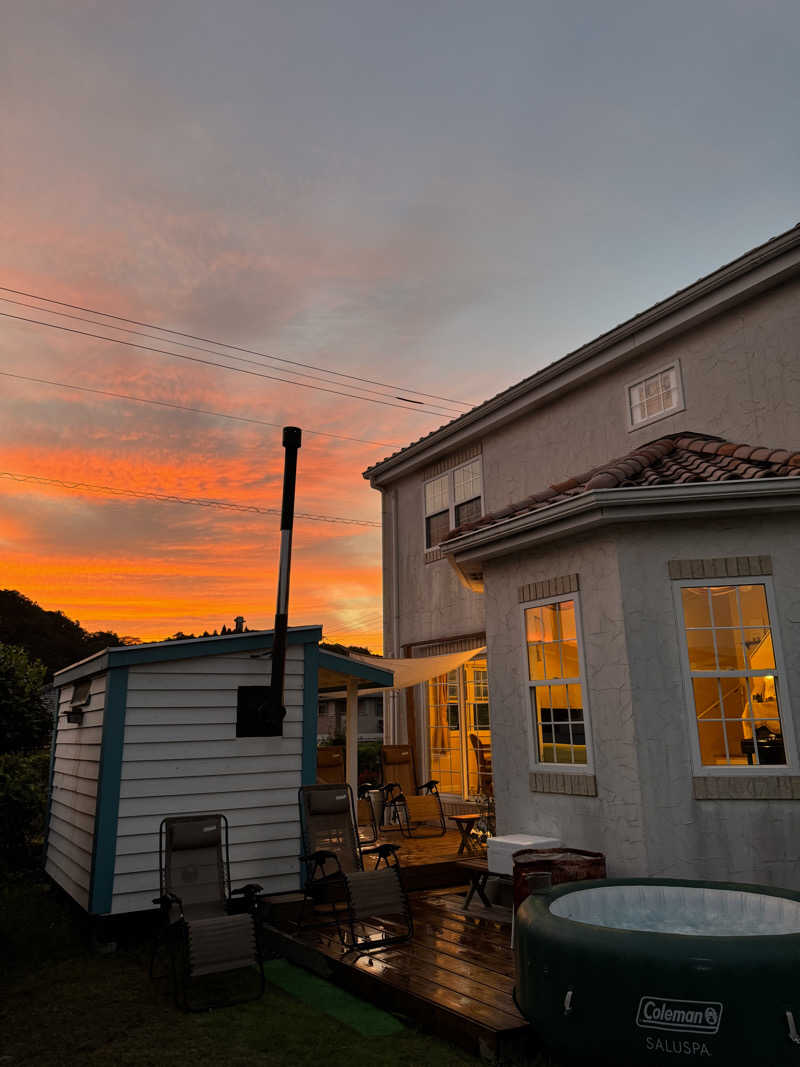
[67,678,91,724]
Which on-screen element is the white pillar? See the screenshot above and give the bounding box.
[346,678,359,796]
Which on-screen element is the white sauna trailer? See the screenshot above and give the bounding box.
[45,628,393,915]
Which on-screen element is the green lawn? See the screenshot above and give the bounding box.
[1,874,556,1067]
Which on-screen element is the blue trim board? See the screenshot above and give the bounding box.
[54,625,323,686]
[89,666,129,915]
[301,642,320,786]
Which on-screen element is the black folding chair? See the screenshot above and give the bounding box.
[298,784,413,952]
[150,813,264,1011]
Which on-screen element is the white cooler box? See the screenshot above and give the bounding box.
[487,833,561,876]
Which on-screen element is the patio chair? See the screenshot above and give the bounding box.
[381,745,446,837]
[150,813,265,1011]
[298,784,413,951]
[469,732,494,798]
[356,783,380,843]
[316,745,345,784]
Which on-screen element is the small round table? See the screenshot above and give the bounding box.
[449,812,482,855]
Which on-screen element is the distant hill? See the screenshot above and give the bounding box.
[0,590,125,679]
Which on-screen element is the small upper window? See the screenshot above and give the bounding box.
[628,363,683,428]
[423,457,483,549]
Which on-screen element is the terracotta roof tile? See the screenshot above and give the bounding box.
[446,431,800,540]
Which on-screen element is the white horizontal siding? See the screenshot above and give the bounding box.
[114,804,298,842]
[111,645,307,913]
[46,675,106,908]
[121,752,300,779]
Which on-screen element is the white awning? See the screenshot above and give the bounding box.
[321,646,486,698]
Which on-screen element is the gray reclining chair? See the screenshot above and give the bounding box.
[151,813,264,1011]
[298,784,413,951]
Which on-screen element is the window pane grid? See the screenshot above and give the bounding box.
[428,657,491,798]
[680,583,786,768]
[629,366,679,425]
[525,599,587,767]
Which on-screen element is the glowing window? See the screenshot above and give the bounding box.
[524,597,590,767]
[678,583,787,768]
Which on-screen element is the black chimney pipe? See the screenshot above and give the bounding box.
[267,425,302,726]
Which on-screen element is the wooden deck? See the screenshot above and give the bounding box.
[265,887,532,1063]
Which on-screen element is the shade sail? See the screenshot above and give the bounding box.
[321,646,486,698]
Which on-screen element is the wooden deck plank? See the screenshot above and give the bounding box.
[307,925,524,1031]
[265,886,533,1062]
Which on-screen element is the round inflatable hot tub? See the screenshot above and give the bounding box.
[514,878,800,1066]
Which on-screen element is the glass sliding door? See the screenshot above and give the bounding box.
[427,654,492,799]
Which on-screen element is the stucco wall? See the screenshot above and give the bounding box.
[481,276,800,508]
[382,276,800,656]
[483,535,649,877]
[616,515,800,888]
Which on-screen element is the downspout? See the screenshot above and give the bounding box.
[388,486,402,743]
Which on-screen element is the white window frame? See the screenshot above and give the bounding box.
[422,653,491,800]
[520,592,595,775]
[422,456,484,551]
[626,360,685,432]
[672,577,796,777]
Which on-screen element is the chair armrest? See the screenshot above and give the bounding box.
[152,892,183,917]
[382,782,402,799]
[302,849,337,862]
[362,843,400,860]
[231,883,263,898]
[418,779,440,794]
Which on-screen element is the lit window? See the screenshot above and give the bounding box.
[423,457,483,549]
[678,583,788,768]
[524,597,591,767]
[628,364,682,427]
[427,655,491,798]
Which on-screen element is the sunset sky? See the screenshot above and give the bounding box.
[2,2,799,650]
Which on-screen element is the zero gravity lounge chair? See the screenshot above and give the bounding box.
[298,784,413,951]
[151,813,265,1011]
[381,745,446,837]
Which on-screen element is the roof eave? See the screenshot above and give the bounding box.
[444,477,800,582]
[53,626,324,687]
[364,225,800,487]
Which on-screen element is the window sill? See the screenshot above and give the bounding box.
[693,775,800,800]
[529,770,597,797]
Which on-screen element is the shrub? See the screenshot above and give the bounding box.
[0,643,50,753]
[0,751,51,871]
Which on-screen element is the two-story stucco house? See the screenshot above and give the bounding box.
[364,222,800,887]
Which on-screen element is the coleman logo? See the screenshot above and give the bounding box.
[636,997,723,1035]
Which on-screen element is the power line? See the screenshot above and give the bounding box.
[0,310,458,418]
[0,370,400,448]
[0,296,467,413]
[0,286,471,410]
[0,470,382,527]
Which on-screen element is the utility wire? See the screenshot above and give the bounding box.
[0,286,471,410]
[0,296,466,413]
[0,369,400,448]
[0,310,458,418]
[0,470,381,527]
